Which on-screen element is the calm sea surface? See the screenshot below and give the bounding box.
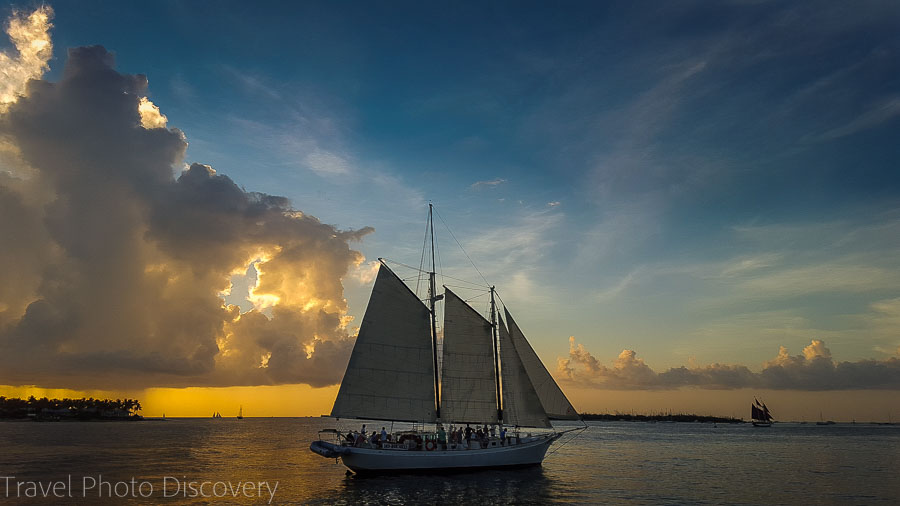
[2,418,899,504]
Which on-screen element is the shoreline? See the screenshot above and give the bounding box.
[581,413,742,423]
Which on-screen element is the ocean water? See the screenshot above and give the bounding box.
[1,418,899,504]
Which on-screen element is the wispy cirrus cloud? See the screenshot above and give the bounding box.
[435,206,565,307]
[816,97,900,141]
[601,213,900,303]
[303,148,352,177]
[737,262,900,298]
[219,64,283,100]
[470,177,506,189]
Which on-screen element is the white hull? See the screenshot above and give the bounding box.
[313,434,560,473]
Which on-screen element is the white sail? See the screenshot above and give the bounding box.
[331,264,437,422]
[505,309,579,420]
[498,316,550,428]
[440,288,499,424]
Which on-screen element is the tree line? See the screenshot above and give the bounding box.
[0,396,143,420]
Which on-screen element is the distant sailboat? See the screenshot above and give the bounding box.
[816,412,835,425]
[212,411,222,419]
[751,398,773,427]
[237,406,243,420]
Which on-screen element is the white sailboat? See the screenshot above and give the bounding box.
[310,204,581,473]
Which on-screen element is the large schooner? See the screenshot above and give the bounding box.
[310,205,581,473]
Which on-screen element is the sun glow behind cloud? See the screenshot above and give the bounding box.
[0,6,52,108]
[138,96,168,129]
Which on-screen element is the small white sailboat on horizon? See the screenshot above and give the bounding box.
[310,204,582,473]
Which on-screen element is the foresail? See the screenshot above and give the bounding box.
[440,288,499,424]
[331,264,437,422]
[505,309,579,420]
[499,317,550,428]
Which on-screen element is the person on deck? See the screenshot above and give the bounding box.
[437,425,447,450]
[381,427,388,442]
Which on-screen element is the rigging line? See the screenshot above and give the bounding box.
[381,259,489,288]
[494,290,506,311]
[442,284,491,293]
[433,207,491,288]
[444,287,491,299]
[544,426,589,458]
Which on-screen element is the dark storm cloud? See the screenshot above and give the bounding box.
[0,45,370,389]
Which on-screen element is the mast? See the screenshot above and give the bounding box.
[490,287,502,423]
[428,203,441,419]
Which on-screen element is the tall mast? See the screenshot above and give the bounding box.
[490,286,503,423]
[428,203,441,419]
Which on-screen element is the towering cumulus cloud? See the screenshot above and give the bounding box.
[0,10,371,389]
[559,338,900,390]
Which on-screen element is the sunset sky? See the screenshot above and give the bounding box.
[1,2,899,422]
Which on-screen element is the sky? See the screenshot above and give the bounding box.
[0,1,899,421]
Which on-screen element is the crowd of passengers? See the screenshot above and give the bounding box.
[343,423,521,450]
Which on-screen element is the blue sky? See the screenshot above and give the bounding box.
[2,1,899,403]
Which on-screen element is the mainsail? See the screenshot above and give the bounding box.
[329,263,579,427]
[505,309,579,420]
[498,316,550,428]
[751,405,763,420]
[331,264,437,422]
[752,399,773,421]
[440,289,499,424]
